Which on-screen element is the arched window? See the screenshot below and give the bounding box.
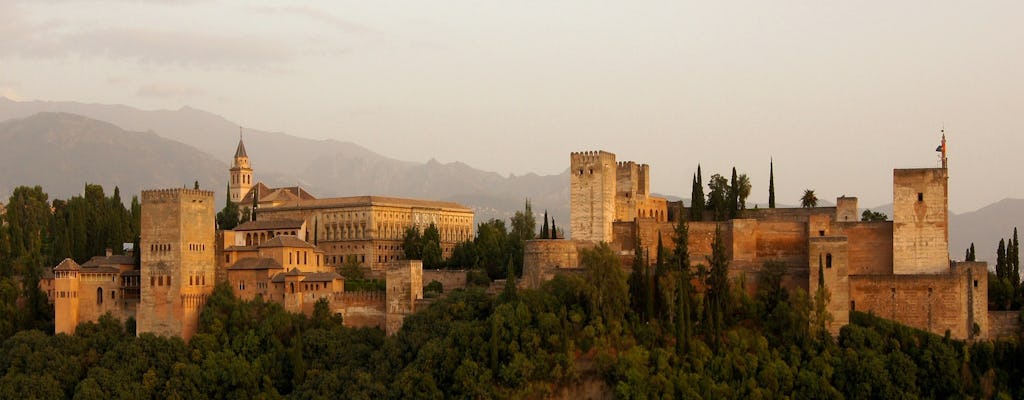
[97,287,103,305]
[826,253,833,269]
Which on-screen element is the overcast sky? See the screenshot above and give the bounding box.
[2,1,1022,213]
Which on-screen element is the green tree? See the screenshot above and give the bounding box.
[475,219,509,279]
[580,242,629,324]
[672,212,693,356]
[705,226,730,348]
[421,223,443,269]
[628,232,647,321]
[541,210,550,239]
[801,189,818,208]
[706,173,730,221]
[508,199,536,276]
[216,184,242,230]
[768,159,776,208]
[736,173,751,213]
[690,166,705,221]
[402,226,423,260]
[861,209,888,222]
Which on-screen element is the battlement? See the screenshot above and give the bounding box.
[570,150,616,165]
[142,188,215,202]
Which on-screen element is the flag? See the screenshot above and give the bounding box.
[936,144,943,152]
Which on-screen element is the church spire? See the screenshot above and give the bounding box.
[234,127,248,158]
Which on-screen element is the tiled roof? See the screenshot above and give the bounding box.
[303,272,343,282]
[265,195,471,211]
[234,220,305,231]
[81,254,136,267]
[260,235,315,249]
[54,258,80,271]
[229,257,283,270]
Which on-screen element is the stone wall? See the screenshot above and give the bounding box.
[385,260,423,335]
[893,168,949,274]
[422,269,468,293]
[988,311,1020,339]
[849,262,987,340]
[809,236,851,336]
[833,221,893,275]
[522,240,591,289]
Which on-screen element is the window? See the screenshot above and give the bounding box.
[226,254,231,263]
[917,192,924,202]
[97,287,103,305]
[819,230,825,237]
[850,300,856,311]
[974,280,979,288]
[826,253,832,269]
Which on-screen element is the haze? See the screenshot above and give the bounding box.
[2,1,1022,213]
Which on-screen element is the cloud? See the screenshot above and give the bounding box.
[249,6,376,35]
[0,3,293,68]
[68,28,293,68]
[136,83,204,98]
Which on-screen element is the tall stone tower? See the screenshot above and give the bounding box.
[53,259,82,335]
[229,136,253,204]
[892,167,949,274]
[137,189,216,340]
[570,151,617,243]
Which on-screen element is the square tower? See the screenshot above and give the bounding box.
[571,151,617,243]
[892,168,949,274]
[137,189,216,340]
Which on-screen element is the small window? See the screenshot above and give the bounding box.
[974,280,979,288]
[826,253,833,269]
[819,230,825,237]
[850,300,856,311]
[917,193,924,202]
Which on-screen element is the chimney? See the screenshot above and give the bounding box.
[105,248,113,257]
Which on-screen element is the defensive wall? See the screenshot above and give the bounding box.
[849,262,987,339]
[422,269,468,293]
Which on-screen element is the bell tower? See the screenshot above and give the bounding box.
[229,129,253,204]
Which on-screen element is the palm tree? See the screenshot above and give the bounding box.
[801,189,818,208]
[736,174,751,211]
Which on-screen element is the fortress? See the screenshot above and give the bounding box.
[525,142,992,340]
[50,137,474,339]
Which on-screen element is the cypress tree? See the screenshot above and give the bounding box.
[969,242,976,262]
[729,167,739,219]
[690,165,705,221]
[541,210,550,239]
[551,218,557,239]
[997,239,1006,279]
[1013,228,1020,287]
[769,159,776,208]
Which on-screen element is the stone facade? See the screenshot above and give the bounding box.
[137,189,216,341]
[524,149,993,340]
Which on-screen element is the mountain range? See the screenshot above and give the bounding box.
[0,97,1019,265]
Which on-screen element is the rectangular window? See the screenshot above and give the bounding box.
[917,193,924,202]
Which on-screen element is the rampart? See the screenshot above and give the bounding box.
[423,269,468,293]
[334,291,386,329]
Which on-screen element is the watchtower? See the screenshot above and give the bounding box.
[137,188,216,340]
[53,259,82,335]
[570,151,617,243]
[229,134,253,204]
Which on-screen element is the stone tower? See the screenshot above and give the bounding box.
[229,136,253,204]
[137,189,216,340]
[53,259,82,335]
[570,151,617,243]
[892,167,949,274]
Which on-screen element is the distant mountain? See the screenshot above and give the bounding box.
[950,199,1024,264]
[0,98,569,225]
[0,112,226,202]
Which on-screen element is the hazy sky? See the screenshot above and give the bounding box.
[2,1,1022,213]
